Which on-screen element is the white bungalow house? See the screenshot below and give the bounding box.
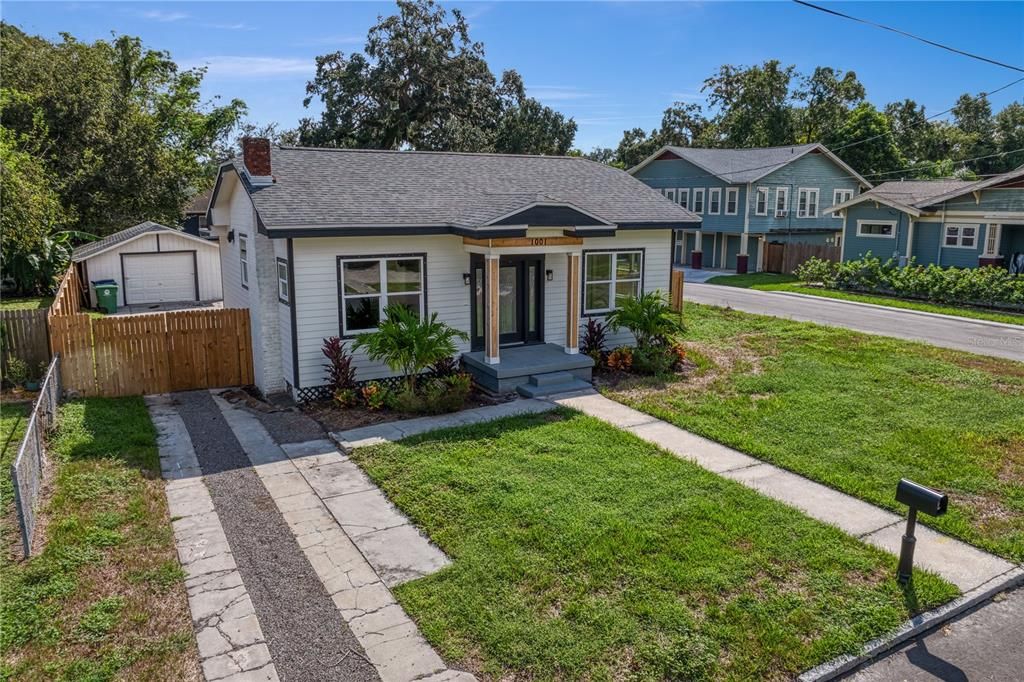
[206,139,699,400]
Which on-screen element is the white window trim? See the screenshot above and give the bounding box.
[693,188,705,215]
[238,233,249,288]
[708,188,722,215]
[583,250,644,315]
[725,187,739,215]
[943,223,979,249]
[985,224,1002,256]
[755,187,769,216]
[856,219,897,239]
[677,188,689,210]
[665,188,677,202]
[833,188,853,209]
[339,255,426,336]
[775,187,789,215]
[797,187,820,219]
[276,258,289,303]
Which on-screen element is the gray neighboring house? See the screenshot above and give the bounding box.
[207,139,699,399]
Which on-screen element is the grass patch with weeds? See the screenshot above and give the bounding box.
[706,272,1024,325]
[352,410,957,681]
[0,297,54,311]
[0,397,199,681]
[605,303,1024,561]
[1,402,31,561]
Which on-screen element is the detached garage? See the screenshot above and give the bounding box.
[72,221,222,310]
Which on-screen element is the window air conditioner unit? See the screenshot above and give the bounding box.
[775,209,787,218]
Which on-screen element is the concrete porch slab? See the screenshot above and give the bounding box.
[463,343,594,393]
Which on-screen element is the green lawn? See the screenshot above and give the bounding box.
[0,297,53,311]
[0,398,199,681]
[604,303,1024,562]
[1,402,32,560]
[352,410,956,681]
[705,273,1024,325]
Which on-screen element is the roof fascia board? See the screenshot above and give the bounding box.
[824,194,921,217]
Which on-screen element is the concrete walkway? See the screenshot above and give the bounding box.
[148,396,280,682]
[683,281,1024,361]
[550,390,1021,594]
[210,392,475,682]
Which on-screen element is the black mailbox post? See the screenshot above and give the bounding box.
[895,479,948,585]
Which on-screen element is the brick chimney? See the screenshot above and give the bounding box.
[241,137,272,177]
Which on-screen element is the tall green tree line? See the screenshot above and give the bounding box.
[0,24,246,294]
[596,59,1024,179]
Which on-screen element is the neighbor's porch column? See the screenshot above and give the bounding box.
[565,252,581,354]
[737,233,750,274]
[692,230,704,269]
[484,255,500,365]
[905,219,915,262]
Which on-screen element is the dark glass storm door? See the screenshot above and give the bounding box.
[470,255,543,351]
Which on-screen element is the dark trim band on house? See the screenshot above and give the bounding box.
[580,247,646,318]
[335,253,429,340]
[118,249,200,306]
[261,223,691,240]
[287,239,299,388]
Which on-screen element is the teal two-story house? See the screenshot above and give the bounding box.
[828,165,1024,270]
[629,143,871,272]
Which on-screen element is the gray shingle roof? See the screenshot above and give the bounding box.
[857,180,976,208]
[71,221,208,261]
[231,146,699,230]
[659,143,821,184]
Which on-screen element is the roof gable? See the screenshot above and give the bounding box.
[72,221,217,262]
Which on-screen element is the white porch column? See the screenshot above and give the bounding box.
[739,232,749,256]
[905,219,915,261]
[565,252,581,354]
[694,230,703,252]
[484,255,500,365]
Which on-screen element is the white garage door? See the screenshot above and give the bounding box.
[123,252,197,304]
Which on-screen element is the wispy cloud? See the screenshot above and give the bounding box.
[528,85,595,102]
[669,89,705,103]
[460,3,496,21]
[202,22,256,31]
[137,9,189,23]
[182,56,314,78]
[292,34,364,48]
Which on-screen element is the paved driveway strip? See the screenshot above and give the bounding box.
[683,282,1024,361]
[210,392,476,682]
[171,390,380,682]
[146,395,279,682]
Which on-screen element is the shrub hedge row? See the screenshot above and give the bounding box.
[794,255,1024,309]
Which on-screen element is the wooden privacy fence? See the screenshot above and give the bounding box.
[0,309,50,376]
[50,308,254,397]
[49,265,83,317]
[764,241,840,274]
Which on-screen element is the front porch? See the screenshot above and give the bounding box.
[463,343,594,396]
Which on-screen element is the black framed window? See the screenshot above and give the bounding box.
[338,255,424,335]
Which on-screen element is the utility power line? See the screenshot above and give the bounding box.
[793,0,1024,73]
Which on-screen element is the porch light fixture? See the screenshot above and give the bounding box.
[462,272,471,286]
[545,269,553,281]
[227,229,235,243]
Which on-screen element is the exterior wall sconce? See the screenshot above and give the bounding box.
[545,269,554,281]
[227,229,235,243]
[462,272,471,286]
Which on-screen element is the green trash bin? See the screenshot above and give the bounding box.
[92,280,119,314]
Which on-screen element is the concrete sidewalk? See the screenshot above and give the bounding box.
[550,390,1020,594]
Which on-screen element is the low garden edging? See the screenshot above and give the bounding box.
[795,255,1024,311]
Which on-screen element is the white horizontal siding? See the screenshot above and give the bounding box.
[582,230,673,348]
[293,235,472,385]
[80,232,221,307]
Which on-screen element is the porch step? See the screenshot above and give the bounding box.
[529,371,575,387]
[517,373,593,398]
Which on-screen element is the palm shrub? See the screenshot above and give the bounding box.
[352,303,469,393]
[604,291,685,349]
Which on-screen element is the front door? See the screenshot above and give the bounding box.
[471,255,543,351]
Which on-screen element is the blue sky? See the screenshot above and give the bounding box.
[6,1,1023,151]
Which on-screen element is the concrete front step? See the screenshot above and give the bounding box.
[517,377,593,398]
[529,371,575,387]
